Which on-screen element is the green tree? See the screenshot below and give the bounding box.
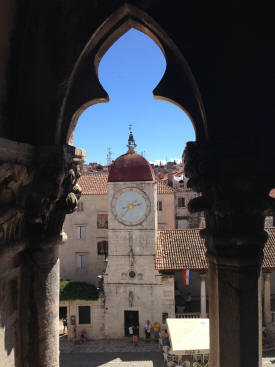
[60,280,99,300]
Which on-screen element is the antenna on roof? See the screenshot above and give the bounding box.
[107,147,112,165]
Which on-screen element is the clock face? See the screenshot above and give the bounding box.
[112,188,150,225]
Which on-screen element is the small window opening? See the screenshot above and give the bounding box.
[157,200,163,211]
[78,306,91,324]
[178,197,185,207]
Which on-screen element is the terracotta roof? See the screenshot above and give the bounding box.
[157,179,175,194]
[156,228,275,271]
[156,229,207,271]
[161,168,185,181]
[78,172,174,195]
[78,172,108,195]
[108,151,155,182]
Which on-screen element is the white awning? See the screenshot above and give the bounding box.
[166,318,210,355]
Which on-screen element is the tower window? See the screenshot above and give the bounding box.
[157,201,163,211]
[178,197,185,207]
[97,214,108,229]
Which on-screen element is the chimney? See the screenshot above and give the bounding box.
[168,171,174,188]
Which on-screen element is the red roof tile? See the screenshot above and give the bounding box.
[79,172,174,195]
[156,229,207,271]
[161,168,185,182]
[156,228,275,271]
[157,179,175,194]
[78,172,108,195]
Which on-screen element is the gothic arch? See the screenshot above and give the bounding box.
[57,3,208,145]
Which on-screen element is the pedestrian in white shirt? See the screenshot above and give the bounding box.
[144,320,152,342]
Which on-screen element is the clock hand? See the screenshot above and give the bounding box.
[121,207,130,217]
[132,202,142,207]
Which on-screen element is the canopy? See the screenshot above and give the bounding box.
[166,318,210,355]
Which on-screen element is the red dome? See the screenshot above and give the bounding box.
[108,152,155,182]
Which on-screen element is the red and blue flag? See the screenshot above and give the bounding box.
[183,269,192,285]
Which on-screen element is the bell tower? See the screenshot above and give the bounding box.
[104,131,174,338]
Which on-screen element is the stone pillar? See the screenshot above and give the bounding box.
[184,141,273,367]
[0,140,86,367]
[32,246,60,367]
[200,273,207,318]
[263,272,272,325]
[205,242,264,367]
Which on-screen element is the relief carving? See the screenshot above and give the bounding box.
[0,162,33,243]
[0,141,85,246]
[129,291,134,307]
[184,140,274,253]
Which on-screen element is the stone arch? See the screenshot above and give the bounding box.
[57,3,208,145]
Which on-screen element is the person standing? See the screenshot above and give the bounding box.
[133,324,139,346]
[162,329,170,350]
[62,317,67,334]
[129,324,134,344]
[152,321,161,342]
[144,320,152,342]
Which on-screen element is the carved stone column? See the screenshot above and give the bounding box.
[0,138,85,367]
[199,272,207,318]
[184,141,275,367]
[263,272,272,325]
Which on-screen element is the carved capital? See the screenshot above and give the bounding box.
[184,140,275,263]
[0,138,85,248]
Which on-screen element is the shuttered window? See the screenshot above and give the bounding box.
[97,240,108,255]
[77,254,87,268]
[76,226,86,239]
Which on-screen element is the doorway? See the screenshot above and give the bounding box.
[124,310,139,336]
[59,306,67,320]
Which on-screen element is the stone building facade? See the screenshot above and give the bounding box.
[61,171,175,287]
[61,135,175,339]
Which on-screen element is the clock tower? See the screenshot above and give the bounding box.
[104,131,175,338]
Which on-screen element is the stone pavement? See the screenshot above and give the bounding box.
[60,336,160,354]
[60,336,275,367]
[60,336,163,366]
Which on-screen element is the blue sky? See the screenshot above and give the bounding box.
[73,29,195,165]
